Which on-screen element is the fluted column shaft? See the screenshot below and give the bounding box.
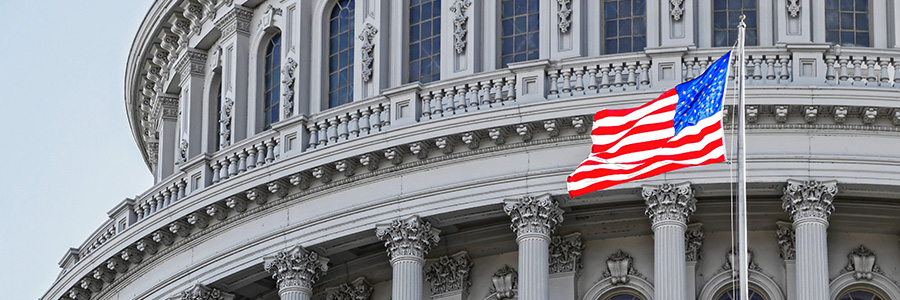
[517,233,551,300]
[794,218,829,300]
[277,286,311,300]
[652,221,687,300]
[642,182,696,300]
[503,194,563,300]
[782,179,837,300]
[377,216,440,300]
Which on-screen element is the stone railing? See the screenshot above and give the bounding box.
[67,44,900,268]
[304,97,392,150]
[75,219,117,259]
[825,48,900,87]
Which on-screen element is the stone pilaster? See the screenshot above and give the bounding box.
[425,251,473,300]
[263,245,329,300]
[325,277,373,300]
[782,179,837,300]
[642,182,696,300]
[376,216,440,300]
[180,283,234,300]
[503,194,564,300]
[685,223,703,300]
[548,232,582,300]
[776,221,797,300]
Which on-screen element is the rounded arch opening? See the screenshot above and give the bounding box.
[699,269,784,300]
[583,275,654,300]
[830,272,900,300]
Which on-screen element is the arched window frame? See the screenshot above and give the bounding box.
[408,0,441,83]
[327,0,355,109]
[713,285,769,300]
[830,272,900,300]
[499,0,541,68]
[602,0,647,54]
[602,290,647,300]
[262,32,282,130]
[583,275,654,300]
[712,0,758,47]
[698,269,785,300]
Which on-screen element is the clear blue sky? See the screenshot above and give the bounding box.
[0,0,155,299]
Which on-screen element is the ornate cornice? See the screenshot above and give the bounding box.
[685,223,703,262]
[425,251,473,295]
[326,277,373,300]
[503,194,564,238]
[375,216,440,262]
[175,49,208,80]
[642,182,696,226]
[263,245,329,291]
[215,6,252,39]
[775,221,795,260]
[782,179,838,221]
[549,232,583,274]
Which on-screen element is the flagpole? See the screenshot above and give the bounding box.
[736,15,750,300]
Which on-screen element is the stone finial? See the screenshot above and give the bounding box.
[603,250,644,285]
[776,221,796,260]
[642,182,696,225]
[263,245,329,290]
[425,251,473,295]
[376,216,440,262]
[503,194,564,238]
[549,232,583,274]
[326,277,373,300]
[685,223,704,262]
[782,179,838,221]
[181,283,227,300]
[488,265,518,300]
[844,245,883,280]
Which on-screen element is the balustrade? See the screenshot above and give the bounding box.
[305,99,391,150]
[548,54,651,99]
[825,49,899,87]
[417,72,516,121]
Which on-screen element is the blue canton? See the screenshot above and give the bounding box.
[673,51,732,136]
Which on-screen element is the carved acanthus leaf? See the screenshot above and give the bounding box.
[264,245,329,290]
[376,216,440,260]
[357,23,378,82]
[449,0,472,54]
[642,182,696,225]
[181,283,226,300]
[326,277,373,300]
[503,194,564,237]
[425,251,473,295]
[670,0,685,21]
[557,0,572,33]
[782,179,838,221]
[550,233,583,274]
[775,221,795,260]
[685,223,703,261]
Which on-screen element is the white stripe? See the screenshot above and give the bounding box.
[567,145,725,191]
[590,115,723,163]
[670,111,723,142]
[581,125,723,165]
[590,110,676,145]
[591,95,677,130]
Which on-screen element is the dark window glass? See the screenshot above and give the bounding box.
[826,0,870,46]
[328,0,355,108]
[716,289,767,300]
[604,0,647,54]
[605,292,645,300]
[713,0,758,47]
[501,0,539,67]
[838,289,885,300]
[409,0,441,83]
[263,33,281,129]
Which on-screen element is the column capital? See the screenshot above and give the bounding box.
[642,182,696,226]
[174,49,208,82]
[326,277,373,300]
[782,179,838,221]
[549,232,583,274]
[376,215,440,262]
[776,221,796,260]
[503,194,564,239]
[425,250,473,296]
[685,223,704,262]
[180,283,232,300]
[215,6,253,39]
[263,245,329,291]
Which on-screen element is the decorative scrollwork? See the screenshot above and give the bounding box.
[670,0,685,21]
[557,0,572,33]
[787,0,801,18]
[357,23,378,82]
[449,0,472,54]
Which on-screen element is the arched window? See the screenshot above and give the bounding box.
[838,289,886,300]
[409,0,441,83]
[263,32,281,129]
[825,0,869,47]
[604,0,646,54]
[603,291,645,300]
[713,0,758,47]
[500,0,540,68]
[715,288,768,300]
[329,0,355,108]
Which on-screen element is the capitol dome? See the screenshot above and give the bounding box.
[44,0,900,300]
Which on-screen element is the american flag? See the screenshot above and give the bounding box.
[567,52,732,198]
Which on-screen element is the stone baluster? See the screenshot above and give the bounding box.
[349,111,361,137]
[745,58,754,83]
[421,93,433,119]
[752,58,763,81]
[219,159,230,180]
[625,62,637,89]
[492,80,504,105]
[327,118,339,144]
[370,105,383,131]
[444,88,457,114]
[599,66,611,91]
[640,61,651,88]
[838,58,849,84]
[306,124,319,150]
[359,109,372,134]
[779,57,791,82]
[252,142,265,167]
[316,121,328,146]
[824,56,836,84]
[643,182,696,300]
[878,60,891,86]
[865,59,877,85]
[574,68,585,93]
[851,58,863,85]
[264,245,329,300]
[380,105,390,129]
[376,216,440,300]
[228,154,239,177]
[246,146,258,169]
[480,81,493,107]
[163,188,173,208]
[468,84,480,109]
[432,90,445,115]
[612,64,624,90]
[177,180,187,200]
[211,162,221,183]
[766,57,776,81]
[455,86,468,112]
[237,150,248,173]
[338,114,350,141]
[503,194,563,300]
[693,59,703,79]
[548,70,560,96]
[504,77,516,102]
[893,61,900,88]
[560,69,573,95]
[587,65,599,91]
[782,179,838,300]
[683,61,693,81]
[266,139,277,164]
[142,199,153,216]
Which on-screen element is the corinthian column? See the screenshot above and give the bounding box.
[503,194,564,300]
[782,179,837,300]
[642,182,696,300]
[263,245,329,300]
[376,216,441,300]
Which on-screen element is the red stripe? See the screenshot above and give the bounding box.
[567,155,724,198]
[592,89,677,120]
[590,103,676,136]
[591,121,723,162]
[568,138,724,182]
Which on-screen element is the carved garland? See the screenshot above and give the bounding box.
[557,0,572,33]
[281,57,298,118]
[218,97,234,148]
[685,223,703,262]
[549,233,583,273]
[787,0,801,18]
[449,0,472,54]
[670,0,685,21]
[424,251,473,295]
[775,221,796,260]
[358,23,378,82]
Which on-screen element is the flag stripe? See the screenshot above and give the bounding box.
[590,116,722,162]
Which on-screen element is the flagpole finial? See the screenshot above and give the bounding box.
[738,14,747,28]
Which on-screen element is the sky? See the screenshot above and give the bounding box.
[0,0,156,299]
